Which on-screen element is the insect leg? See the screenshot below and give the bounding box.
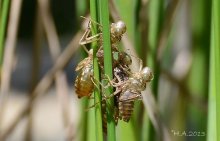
[79,20,102,46]
[90,75,117,101]
[114,70,123,83]
[90,75,103,93]
[90,75,110,89]
[118,64,132,75]
[80,16,103,27]
[85,88,121,111]
[103,74,122,87]
[102,88,121,101]
[79,31,101,45]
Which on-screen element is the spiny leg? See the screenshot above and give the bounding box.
[118,64,132,76]
[90,75,111,100]
[90,75,103,93]
[79,32,101,45]
[86,75,121,110]
[85,88,121,111]
[79,22,101,46]
[80,16,103,37]
[79,18,102,46]
[79,22,91,54]
[102,88,121,101]
[79,20,92,45]
[104,74,122,87]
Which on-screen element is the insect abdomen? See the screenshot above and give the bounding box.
[102,101,107,134]
[118,100,134,122]
[119,90,135,122]
[74,66,94,98]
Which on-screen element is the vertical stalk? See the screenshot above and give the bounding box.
[99,0,116,141]
[207,0,220,140]
[0,0,2,15]
[0,0,10,65]
[90,0,104,141]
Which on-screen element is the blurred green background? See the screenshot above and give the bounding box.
[0,0,218,141]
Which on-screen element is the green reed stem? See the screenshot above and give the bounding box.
[90,0,104,141]
[207,0,220,141]
[0,0,10,65]
[99,0,116,141]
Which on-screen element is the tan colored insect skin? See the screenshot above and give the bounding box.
[96,21,127,69]
[100,56,131,133]
[78,18,129,70]
[76,19,128,99]
[102,48,133,129]
[108,65,154,122]
[74,49,132,99]
[74,49,94,98]
[77,19,155,125]
[79,19,127,48]
[96,47,132,71]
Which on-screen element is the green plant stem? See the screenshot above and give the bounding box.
[80,99,88,141]
[207,0,220,141]
[90,0,104,141]
[0,0,10,65]
[99,0,116,141]
[0,0,2,15]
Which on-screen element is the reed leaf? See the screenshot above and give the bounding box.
[99,0,116,140]
[90,0,104,141]
[207,0,220,140]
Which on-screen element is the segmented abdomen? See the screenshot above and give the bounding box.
[118,100,134,122]
[118,90,135,122]
[74,65,94,98]
[102,101,107,134]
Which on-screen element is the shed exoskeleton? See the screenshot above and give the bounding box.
[74,49,94,98]
[105,59,154,122]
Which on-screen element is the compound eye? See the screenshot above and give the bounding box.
[142,67,154,82]
[115,21,126,35]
